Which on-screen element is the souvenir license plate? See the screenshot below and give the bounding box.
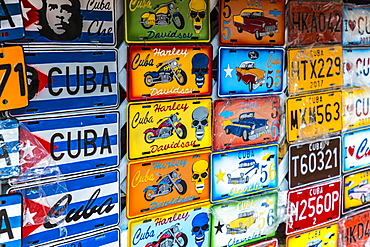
[289,136,341,189]
[343,6,370,46]
[211,192,278,247]
[52,229,120,247]
[286,179,341,235]
[218,47,284,97]
[213,96,280,151]
[128,203,210,247]
[18,112,119,181]
[11,49,118,116]
[286,1,342,46]
[286,91,342,143]
[243,239,278,247]
[0,118,20,179]
[127,151,210,218]
[127,98,212,160]
[211,144,278,203]
[343,168,370,214]
[0,193,22,247]
[11,170,120,246]
[342,127,370,173]
[18,0,115,44]
[288,46,342,95]
[287,222,339,247]
[340,209,370,246]
[0,0,25,41]
[128,44,212,101]
[219,0,284,45]
[343,47,370,88]
[342,88,370,130]
[125,0,210,43]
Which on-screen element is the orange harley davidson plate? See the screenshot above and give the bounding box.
[127,151,210,219]
[127,98,212,160]
[219,0,285,45]
[128,44,212,101]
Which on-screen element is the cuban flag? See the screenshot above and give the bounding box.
[0,118,20,179]
[0,194,22,247]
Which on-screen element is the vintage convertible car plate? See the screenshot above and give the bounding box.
[0,0,25,42]
[11,170,119,246]
[219,0,284,45]
[128,44,212,101]
[127,98,212,160]
[211,144,278,203]
[11,49,118,116]
[128,203,211,247]
[17,0,115,44]
[125,0,210,43]
[343,6,370,46]
[339,209,370,247]
[213,96,280,151]
[218,47,284,97]
[288,46,342,95]
[286,91,342,143]
[343,47,370,88]
[211,192,278,247]
[342,88,370,130]
[286,179,341,235]
[286,1,342,46]
[0,193,22,247]
[53,229,120,247]
[287,222,339,247]
[127,151,210,218]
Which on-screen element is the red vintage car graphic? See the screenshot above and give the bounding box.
[236,61,265,91]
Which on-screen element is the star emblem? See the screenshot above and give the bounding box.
[215,169,226,183]
[214,221,224,234]
[22,140,37,158]
[224,64,233,78]
[23,207,37,226]
[21,1,32,21]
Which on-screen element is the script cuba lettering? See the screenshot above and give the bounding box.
[154,102,189,112]
[155,212,190,226]
[356,138,370,160]
[132,226,155,245]
[86,0,111,12]
[43,189,114,229]
[132,54,154,70]
[129,0,152,11]
[266,55,282,68]
[131,169,155,188]
[131,111,154,129]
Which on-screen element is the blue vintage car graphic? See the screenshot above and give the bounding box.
[227,159,259,184]
[348,179,370,204]
[222,112,269,141]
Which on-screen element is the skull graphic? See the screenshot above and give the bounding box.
[192,212,209,247]
[192,107,209,141]
[189,0,206,33]
[192,160,208,193]
[192,53,209,88]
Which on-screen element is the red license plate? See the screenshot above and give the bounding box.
[340,209,370,246]
[286,179,341,235]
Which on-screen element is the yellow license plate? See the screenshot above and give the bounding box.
[0,46,28,110]
[127,98,212,160]
[288,46,342,95]
[286,91,342,142]
[287,223,338,247]
[343,88,370,130]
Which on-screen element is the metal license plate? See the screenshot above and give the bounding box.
[11,170,120,247]
[128,203,210,247]
[213,96,280,151]
[339,209,370,247]
[286,91,342,143]
[288,46,342,95]
[0,193,22,247]
[342,88,370,130]
[18,112,119,181]
[0,0,25,41]
[343,168,370,214]
[243,239,278,247]
[52,229,120,247]
[218,47,284,97]
[289,136,341,189]
[18,0,115,44]
[127,151,210,218]
[127,98,212,160]
[211,192,278,247]
[0,118,20,179]
[286,1,342,46]
[343,6,370,46]
[343,47,370,88]
[211,144,278,203]
[342,127,370,173]
[219,0,284,45]
[128,44,212,101]
[287,222,339,247]
[125,0,210,43]
[286,179,341,235]
[11,49,118,116]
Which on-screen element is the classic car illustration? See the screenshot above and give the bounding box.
[306,239,322,247]
[348,179,370,204]
[222,112,269,142]
[236,61,265,92]
[227,159,259,184]
[226,211,257,234]
[233,8,278,40]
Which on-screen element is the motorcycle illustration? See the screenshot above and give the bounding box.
[143,168,187,201]
[144,113,187,143]
[144,58,187,87]
[145,223,188,247]
[140,0,185,30]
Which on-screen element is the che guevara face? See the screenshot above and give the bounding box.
[46,0,73,35]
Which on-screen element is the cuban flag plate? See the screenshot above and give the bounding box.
[0,0,25,41]
[0,118,20,179]
[0,193,22,247]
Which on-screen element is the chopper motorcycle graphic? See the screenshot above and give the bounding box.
[145,223,188,247]
[144,113,187,143]
[140,0,185,29]
[144,58,187,87]
[143,168,187,201]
